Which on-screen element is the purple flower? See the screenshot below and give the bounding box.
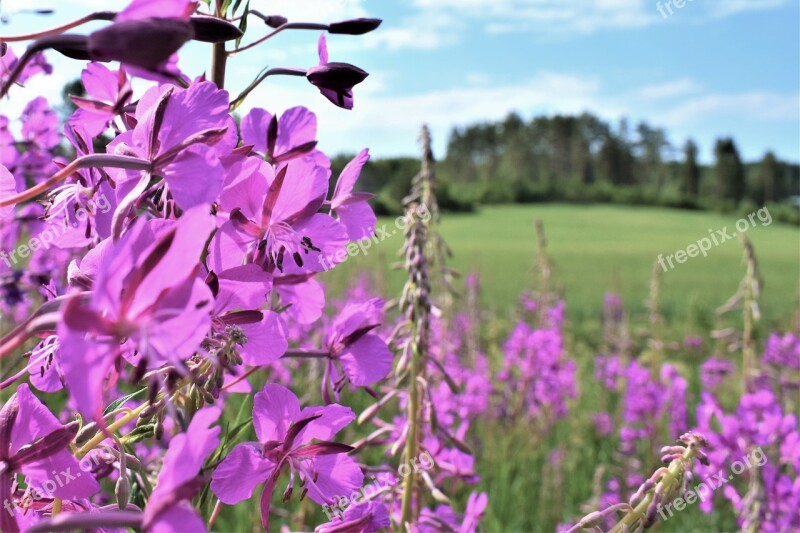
[209,264,288,366]
[316,500,390,533]
[0,384,100,532]
[700,358,735,390]
[240,106,320,164]
[69,63,132,137]
[308,35,369,110]
[0,46,52,87]
[325,298,392,391]
[330,148,377,241]
[142,407,220,532]
[109,80,235,212]
[43,125,118,248]
[209,155,347,274]
[211,384,363,530]
[58,206,216,418]
[0,164,17,219]
[21,97,60,150]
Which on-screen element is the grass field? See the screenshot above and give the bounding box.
[324,204,799,327]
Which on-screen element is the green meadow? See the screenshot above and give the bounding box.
[323,204,799,327]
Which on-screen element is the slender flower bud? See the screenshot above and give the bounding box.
[189,16,244,42]
[328,18,382,35]
[88,18,193,70]
[12,421,79,466]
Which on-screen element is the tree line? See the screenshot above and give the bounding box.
[332,112,799,223]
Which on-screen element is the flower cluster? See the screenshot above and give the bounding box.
[0,1,431,531]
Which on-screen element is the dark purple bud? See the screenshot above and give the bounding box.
[11,421,79,467]
[328,18,382,35]
[306,62,368,91]
[0,43,7,57]
[88,18,193,70]
[262,15,288,28]
[219,310,264,326]
[190,15,244,42]
[51,35,92,60]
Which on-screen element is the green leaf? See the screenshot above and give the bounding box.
[103,388,148,416]
[236,1,250,47]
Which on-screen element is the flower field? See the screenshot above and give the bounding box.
[0,1,798,532]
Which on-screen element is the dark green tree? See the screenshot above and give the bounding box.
[681,139,700,197]
[713,138,745,204]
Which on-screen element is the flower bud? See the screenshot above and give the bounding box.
[50,34,92,60]
[306,62,368,91]
[88,18,193,70]
[262,15,288,28]
[190,16,244,43]
[115,474,130,509]
[328,18,382,35]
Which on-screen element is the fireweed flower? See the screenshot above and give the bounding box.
[240,106,320,164]
[694,389,799,529]
[109,80,235,219]
[43,125,118,247]
[141,407,220,532]
[330,148,377,241]
[209,155,347,274]
[323,298,392,399]
[57,206,216,418]
[208,264,288,366]
[700,358,735,390]
[211,384,363,529]
[0,45,52,87]
[308,35,369,110]
[1,116,17,167]
[68,62,133,136]
[316,500,390,533]
[0,384,100,532]
[417,491,487,533]
[0,164,17,218]
[21,97,60,150]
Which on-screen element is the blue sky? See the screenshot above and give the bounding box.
[2,0,798,163]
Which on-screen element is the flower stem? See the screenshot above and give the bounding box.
[0,11,115,42]
[76,403,150,459]
[0,154,152,209]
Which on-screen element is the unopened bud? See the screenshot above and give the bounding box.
[262,15,288,28]
[306,62,368,91]
[190,16,244,42]
[88,18,193,70]
[328,18,382,35]
[115,475,130,509]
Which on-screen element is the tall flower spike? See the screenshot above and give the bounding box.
[397,151,434,526]
[568,432,710,533]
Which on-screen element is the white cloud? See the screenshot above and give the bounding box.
[633,79,702,100]
[708,0,790,18]
[655,91,800,127]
